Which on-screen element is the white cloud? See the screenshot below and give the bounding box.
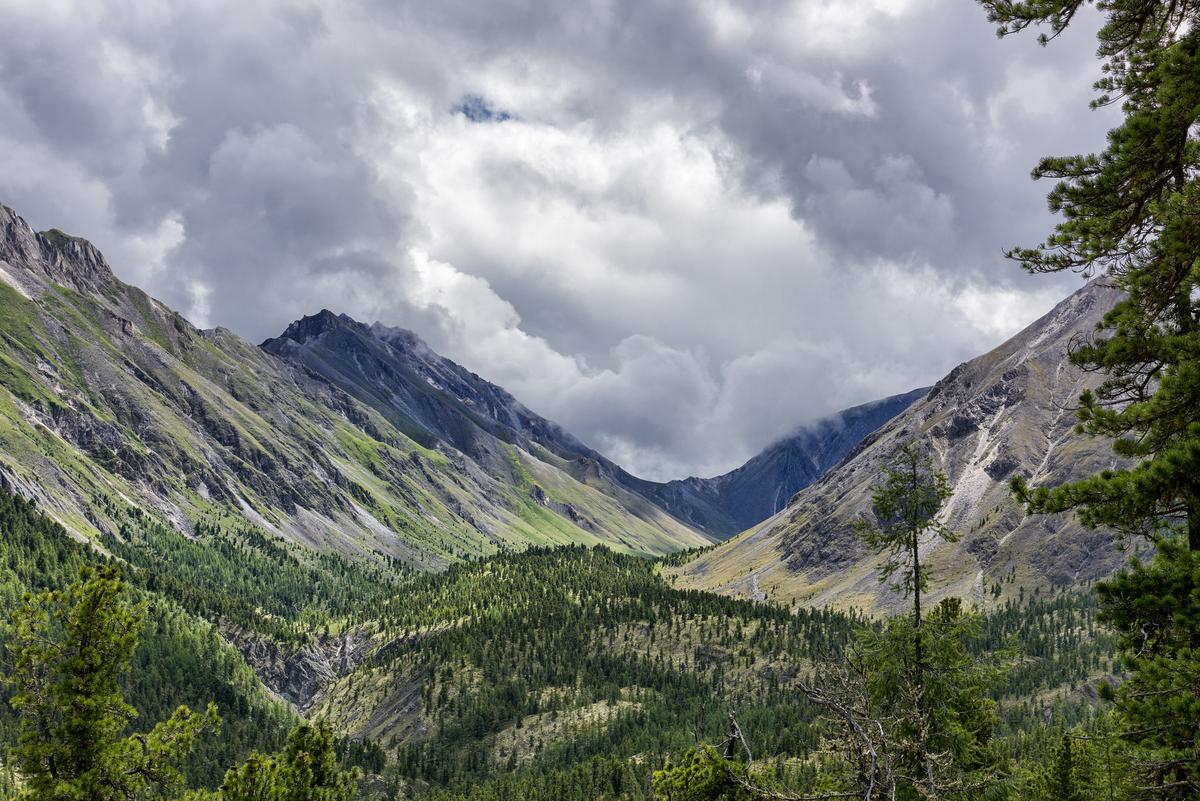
[0,0,1115,479]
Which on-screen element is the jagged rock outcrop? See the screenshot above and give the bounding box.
[1,205,117,294]
[221,625,373,711]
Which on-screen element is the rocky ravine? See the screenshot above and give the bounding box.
[220,625,376,712]
[669,279,1137,612]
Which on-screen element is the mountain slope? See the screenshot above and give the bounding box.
[260,312,702,553]
[263,312,922,543]
[0,204,707,566]
[628,388,928,537]
[668,280,1136,611]
[0,482,298,789]
[263,313,599,468]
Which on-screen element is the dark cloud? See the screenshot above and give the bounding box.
[0,0,1112,479]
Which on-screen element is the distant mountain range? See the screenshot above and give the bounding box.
[1,201,1123,615]
[668,279,1133,611]
[628,388,929,537]
[260,308,926,541]
[0,203,918,568]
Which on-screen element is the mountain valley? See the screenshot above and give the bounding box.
[0,203,1139,799]
[3,1,1195,795]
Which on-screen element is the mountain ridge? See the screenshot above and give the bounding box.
[668,278,1135,611]
[263,305,927,541]
[0,203,708,565]
[629,388,929,537]
[261,309,711,551]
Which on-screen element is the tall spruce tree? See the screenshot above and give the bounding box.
[7,565,219,801]
[855,447,1005,799]
[977,0,1200,795]
[858,599,1004,800]
[1032,735,1090,801]
[855,444,958,695]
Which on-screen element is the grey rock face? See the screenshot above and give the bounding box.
[221,625,373,711]
[0,204,115,293]
[672,280,1134,611]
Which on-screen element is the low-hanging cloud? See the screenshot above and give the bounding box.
[0,0,1114,479]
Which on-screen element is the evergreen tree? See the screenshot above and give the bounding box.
[1094,540,1200,798]
[1032,735,1090,801]
[855,445,957,721]
[212,721,355,801]
[857,599,1005,800]
[650,746,759,801]
[7,565,219,801]
[855,447,1003,799]
[976,0,1200,794]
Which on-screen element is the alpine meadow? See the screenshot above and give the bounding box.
[0,0,1198,800]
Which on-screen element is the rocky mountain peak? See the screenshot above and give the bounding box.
[0,204,40,265]
[263,308,599,468]
[0,204,115,293]
[36,228,115,287]
[269,309,369,346]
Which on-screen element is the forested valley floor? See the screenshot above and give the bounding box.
[0,482,1122,800]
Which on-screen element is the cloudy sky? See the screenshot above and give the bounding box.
[0,0,1115,480]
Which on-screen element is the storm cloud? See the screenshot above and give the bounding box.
[0,0,1114,479]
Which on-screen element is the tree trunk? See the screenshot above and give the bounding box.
[909,453,930,797]
[912,530,923,683]
[1188,500,1199,552]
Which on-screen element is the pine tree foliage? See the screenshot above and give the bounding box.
[1094,540,1200,797]
[0,486,296,789]
[842,450,1002,800]
[1031,735,1094,801]
[853,445,959,747]
[976,0,1200,794]
[191,721,355,801]
[0,477,1138,801]
[855,445,958,606]
[7,565,219,801]
[857,600,1006,800]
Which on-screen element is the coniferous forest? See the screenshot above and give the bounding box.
[0,482,1138,800]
